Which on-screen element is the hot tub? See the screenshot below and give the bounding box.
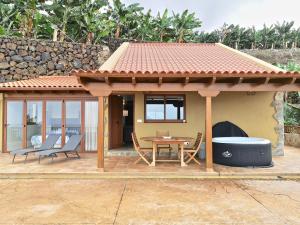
[212,137,272,167]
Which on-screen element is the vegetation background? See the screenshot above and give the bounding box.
[0,0,299,125]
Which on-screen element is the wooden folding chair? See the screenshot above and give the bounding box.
[156,130,173,156]
[183,132,203,165]
[131,132,152,165]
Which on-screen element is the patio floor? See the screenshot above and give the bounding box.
[0,146,299,179]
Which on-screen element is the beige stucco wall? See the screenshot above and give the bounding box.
[134,92,278,150]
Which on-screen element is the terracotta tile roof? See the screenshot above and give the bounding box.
[0,76,83,90]
[72,42,300,76]
[114,43,271,74]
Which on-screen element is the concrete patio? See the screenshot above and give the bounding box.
[0,179,299,224]
[0,146,299,179]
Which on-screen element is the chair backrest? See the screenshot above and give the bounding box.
[39,134,61,150]
[193,132,203,150]
[62,135,83,151]
[156,130,169,137]
[131,132,140,150]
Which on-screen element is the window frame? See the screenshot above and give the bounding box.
[144,94,186,123]
[3,96,97,153]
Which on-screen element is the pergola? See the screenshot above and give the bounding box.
[73,42,300,171]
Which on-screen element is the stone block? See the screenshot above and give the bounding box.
[11,55,23,62]
[16,62,28,69]
[6,43,17,50]
[0,62,10,69]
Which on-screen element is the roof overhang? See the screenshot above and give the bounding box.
[74,72,300,96]
[72,42,300,95]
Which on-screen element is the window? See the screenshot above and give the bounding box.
[65,101,81,139]
[145,95,185,122]
[27,101,42,148]
[46,101,62,148]
[6,101,23,151]
[85,101,98,151]
[4,98,99,152]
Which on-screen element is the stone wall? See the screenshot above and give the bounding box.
[0,37,110,82]
[242,48,300,65]
[285,133,300,147]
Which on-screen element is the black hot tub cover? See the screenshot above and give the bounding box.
[212,121,248,138]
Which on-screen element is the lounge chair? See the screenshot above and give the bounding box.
[132,132,152,165]
[183,132,203,165]
[9,134,61,163]
[36,134,82,163]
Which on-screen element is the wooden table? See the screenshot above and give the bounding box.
[141,137,194,167]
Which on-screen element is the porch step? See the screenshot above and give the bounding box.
[0,172,299,180]
[107,150,137,157]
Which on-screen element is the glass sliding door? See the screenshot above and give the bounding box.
[65,101,81,143]
[46,101,62,148]
[26,101,43,148]
[85,101,98,151]
[6,101,23,151]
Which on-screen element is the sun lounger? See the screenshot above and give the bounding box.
[9,134,61,163]
[36,134,82,163]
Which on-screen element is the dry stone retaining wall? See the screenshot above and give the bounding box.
[0,37,110,82]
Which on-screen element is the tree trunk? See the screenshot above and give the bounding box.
[53,29,58,41]
[235,41,238,49]
[292,41,296,49]
[160,33,164,42]
[59,28,65,42]
[271,43,274,49]
[115,25,121,39]
[86,32,94,44]
[178,30,184,43]
[26,14,34,38]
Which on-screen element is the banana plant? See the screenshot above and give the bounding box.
[154,9,173,42]
[111,0,143,39]
[172,10,202,43]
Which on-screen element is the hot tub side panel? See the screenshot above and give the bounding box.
[213,142,272,167]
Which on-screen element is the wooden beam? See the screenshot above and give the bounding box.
[264,77,270,84]
[237,77,244,84]
[83,82,300,93]
[198,90,220,97]
[158,77,163,86]
[22,100,27,149]
[62,100,66,147]
[42,100,46,142]
[132,77,136,85]
[104,77,111,85]
[184,77,190,85]
[76,71,300,79]
[205,96,213,171]
[290,78,297,84]
[97,96,105,171]
[211,77,217,84]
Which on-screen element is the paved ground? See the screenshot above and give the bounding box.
[1,146,299,178]
[0,179,299,225]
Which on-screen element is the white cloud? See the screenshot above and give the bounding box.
[122,0,300,31]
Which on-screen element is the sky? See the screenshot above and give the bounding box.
[123,0,300,31]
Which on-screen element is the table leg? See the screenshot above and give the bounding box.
[150,142,156,167]
[180,144,187,167]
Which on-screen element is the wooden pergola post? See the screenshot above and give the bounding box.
[205,96,213,170]
[97,96,104,170]
[90,91,111,171]
[198,91,220,171]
